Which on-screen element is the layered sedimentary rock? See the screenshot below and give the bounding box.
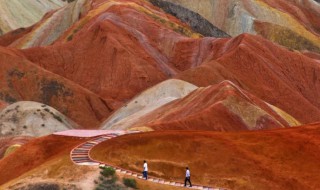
[92,123,320,190]
[0,135,87,186]
[149,0,230,37]
[0,136,31,159]
[0,0,319,128]
[0,27,34,47]
[101,79,197,130]
[8,0,89,49]
[175,34,320,124]
[12,0,320,125]
[155,0,320,53]
[303,51,320,60]
[0,0,66,35]
[21,0,202,103]
[102,80,300,131]
[0,0,319,188]
[0,47,114,128]
[0,101,76,137]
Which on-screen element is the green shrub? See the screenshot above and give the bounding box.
[123,178,137,189]
[96,166,134,190]
[100,167,115,177]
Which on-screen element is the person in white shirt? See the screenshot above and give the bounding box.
[184,167,192,187]
[143,160,148,180]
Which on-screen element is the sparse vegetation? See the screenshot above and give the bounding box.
[100,166,116,177]
[40,80,73,104]
[53,114,63,123]
[95,166,138,190]
[43,108,63,123]
[123,178,137,189]
[67,35,73,41]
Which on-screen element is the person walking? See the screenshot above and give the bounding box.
[143,160,148,180]
[184,167,192,187]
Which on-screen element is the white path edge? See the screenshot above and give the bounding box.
[66,131,225,190]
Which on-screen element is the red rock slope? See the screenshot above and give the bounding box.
[176,34,320,124]
[91,123,320,190]
[261,0,320,35]
[0,47,114,127]
[145,81,300,131]
[102,80,300,131]
[0,135,87,186]
[156,0,320,53]
[18,0,319,125]
[0,136,32,159]
[21,0,202,103]
[0,0,319,126]
[0,100,8,111]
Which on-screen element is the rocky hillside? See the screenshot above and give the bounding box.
[92,123,320,190]
[0,0,67,35]
[0,1,319,188]
[0,136,31,159]
[0,47,114,128]
[0,101,76,137]
[102,80,300,131]
[0,0,315,128]
[154,0,320,53]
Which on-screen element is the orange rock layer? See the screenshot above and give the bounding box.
[120,81,300,131]
[176,34,320,124]
[0,0,319,127]
[0,47,114,127]
[0,136,32,159]
[91,123,320,190]
[0,135,87,185]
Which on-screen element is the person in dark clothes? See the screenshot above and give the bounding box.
[184,167,192,187]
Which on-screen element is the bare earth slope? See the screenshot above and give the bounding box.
[156,0,320,53]
[0,101,76,137]
[0,135,87,186]
[101,79,198,130]
[0,47,114,128]
[0,136,32,159]
[0,0,66,35]
[102,80,300,131]
[0,100,8,111]
[14,0,319,125]
[21,0,202,104]
[176,34,320,124]
[92,123,320,190]
[0,134,186,190]
[8,0,89,49]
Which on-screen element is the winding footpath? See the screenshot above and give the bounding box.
[57,130,225,190]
